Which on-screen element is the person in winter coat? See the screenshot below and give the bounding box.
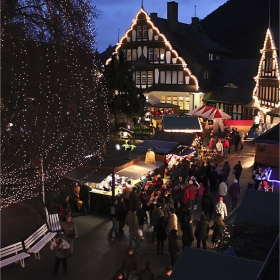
[168,229,180,268]
[156,216,168,255]
[118,197,128,236]
[215,197,227,219]
[208,166,217,192]
[211,213,225,243]
[223,137,230,158]
[50,233,70,276]
[60,195,72,222]
[196,182,205,202]
[129,187,139,211]
[219,178,228,199]
[181,216,194,250]
[233,161,243,182]
[122,247,139,280]
[139,189,148,221]
[137,261,155,280]
[201,193,214,221]
[181,204,193,222]
[221,161,231,182]
[108,198,119,238]
[150,203,164,244]
[194,215,209,249]
[228,179,242,209]
[186,180,196,211]
[125,209,140,251]
[61,215,78,256]
[136,202,146,240]
[166,208,178,234]
[79,183,91,216]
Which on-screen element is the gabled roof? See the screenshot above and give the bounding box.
[203,59,259,104]
[254,123,280,144]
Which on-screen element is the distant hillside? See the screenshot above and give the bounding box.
[200,0,279,59]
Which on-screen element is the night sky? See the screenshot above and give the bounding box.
[94,0,227,53]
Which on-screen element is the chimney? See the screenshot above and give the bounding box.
[191,17,200,35]
[167,1,178,32]
[150,12,158,21]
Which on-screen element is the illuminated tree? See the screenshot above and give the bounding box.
[104,49,146,126]
[1,0,110,208]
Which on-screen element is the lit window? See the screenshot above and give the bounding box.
[209,53,213,61]
[154,48,159,60]
[132,49,137,61]
[127,49,131,61]
[204,70,209,79]
[167,96,172,103]
[141,72,147,84]
[178,71,183,84]
[149,48,154,61]
[148,71,153,84]
[160,96,165,103]
[179,97,184,110]
[137,26,142,39]
[160,48,165,60]
[136,71,141,84]
[143,25,148,39]
[172,96,178,105]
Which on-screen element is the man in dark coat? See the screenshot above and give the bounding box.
[211,213,225,243]
[201,192,214,222]
[180,216,194,250]
[137,261,155,280]
[194,215,209,249]
[122,247,139,280]
[129,187,139,211]
[208,166,217,192]
[80,183,91,216]
[234,131,241,151]
[167,229,180,268]
[233,161,243,182]
[221,161,231,182]
[118,197,127,236]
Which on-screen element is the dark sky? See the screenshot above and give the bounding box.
[94,0,227,52]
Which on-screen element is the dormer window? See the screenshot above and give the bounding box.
[209,53,213,61]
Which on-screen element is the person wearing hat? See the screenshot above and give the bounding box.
[228,179,242,209]
[215,197,227,219]
[211,213,225,243]
[61,215,78,257]
[50,233,70,276]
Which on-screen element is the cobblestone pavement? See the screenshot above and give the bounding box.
[1,142,257,279]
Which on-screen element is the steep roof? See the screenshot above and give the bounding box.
[151,131,195,146]
[254,123,280,144]
[203,59,259,104]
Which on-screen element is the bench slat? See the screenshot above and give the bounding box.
[0,242,24,259]
[27,232,56,254]
[0,252,30,268]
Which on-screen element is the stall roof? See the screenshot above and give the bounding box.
[134,140,179,154]
[170,247,263,280]
[152,131,195,146]
[234,190,279,226]
[253,123,280,144]
[65,167,111,183]
[117,161,164,180]
[163,116,202,132]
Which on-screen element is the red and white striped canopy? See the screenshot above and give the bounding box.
[188,105,231,120]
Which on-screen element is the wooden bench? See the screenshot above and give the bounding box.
[45,208,61,232]
[24,224,56,260]
[0,242,30,268]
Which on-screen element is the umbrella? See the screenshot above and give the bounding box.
[188,105,231,120]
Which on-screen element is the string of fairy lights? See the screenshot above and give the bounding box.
[1,0,110,209]
[106,8,199,90]
[253,28,280,115]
